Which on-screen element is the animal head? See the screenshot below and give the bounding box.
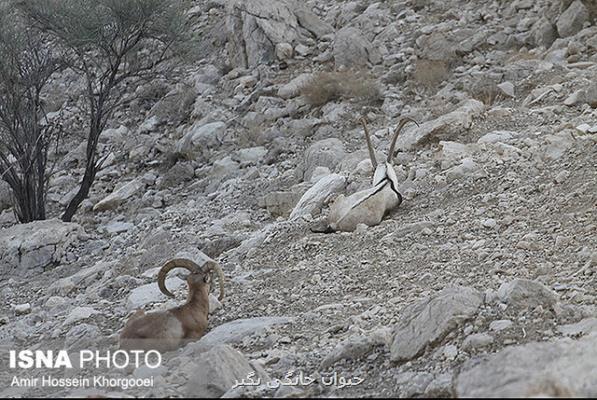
[323,116,419,233]
[359,116,419,171]
[358,116,419,202]
[157,258,225,301]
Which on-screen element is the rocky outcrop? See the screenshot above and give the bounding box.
[93,179,146,212]
[390,286,483,363]
[298,138,346,182]
[225,0,332,68]
[556,0,590,37]
[457,334,597,397]
[394,100,485,150]
[0,219,83,277]
[184,344,271,397]
[176,121,227,160]
[333,26,381,68]
[289,174,346,219]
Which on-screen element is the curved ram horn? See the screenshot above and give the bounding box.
[359,117,378,170]
[157,258,201,298]
[387,117,420,164]
[204,261,225,301]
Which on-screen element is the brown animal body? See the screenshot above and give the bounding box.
[119,258,225,352]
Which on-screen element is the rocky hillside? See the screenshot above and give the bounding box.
[1,0,596,397]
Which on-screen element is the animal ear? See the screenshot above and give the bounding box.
[203,274,211,283]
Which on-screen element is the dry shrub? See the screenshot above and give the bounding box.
[162,150,191,171]
[413,59,450,91]
[136,81,170,110]
[469,78,503,106]
[588,2,597,22]
[506,48,539,63]
[300,70,382,106]
[149,83,197,125]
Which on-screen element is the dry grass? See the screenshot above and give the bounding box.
[469,78,503,107]
[412,59,450,91]
[300,70,382,106]
[161,150,192,171]
[506,48,540,63]
[135,81,170,111]
[149,83,197,125]
[588,2,597,22]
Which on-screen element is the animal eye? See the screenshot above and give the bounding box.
[203,275,210,283]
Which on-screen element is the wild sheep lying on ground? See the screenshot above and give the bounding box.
[119,258,225,352]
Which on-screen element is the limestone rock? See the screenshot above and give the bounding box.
[0,219,82,277]
[478,130,516,144]
[48,261,111,296]
[289,174,346,219]
[300,138,346,182]
[334,27,381,68]
[556,0,589,38]
[185,344,271,398]
[543,130,576,160]
[275,42,293,60]
[558,318,597,337]
[445,158,486,182]
[277,73,314,99]
[210,156,240,179]
[395,100,485,150]
[530,16,557,48]
[176,121,227,159]
[225,0,331,68]
[234,146,268,166]
[148,84,197,126]
[416,29,487,62]
[390,286,483,363]
[93,179,145,212]
[462,333,494,351]
[260,189,306,218]
[65,324,101,350]
[126,277,185,311]
[63,306,100,326]
[321,329,389,369]
[437,141,475,170]
[293,6,333,38]
[13,303,31,316]
[497,279,558,309]
[456,334,597,397]
[184,316,293,351]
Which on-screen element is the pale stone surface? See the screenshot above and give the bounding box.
[93,179,145,212]
[334,26,381,68]
[289,174,346,219]
[395,100,485,150]
[391,286,483,362]
[185,344,271,398]
[556,0,589,38]
[226,0,331,68]
[184,316,293,350]
[497,279,558,309]
[0,219,82,277]
[126,277,185,311]
[456,334,597,397]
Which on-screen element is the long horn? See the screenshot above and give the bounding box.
[387,117,420,163]
[360,117,378,170]
[157,258,201,298]
[204,261,225,301]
